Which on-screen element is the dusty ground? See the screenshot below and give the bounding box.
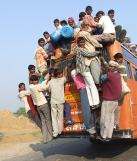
[0,110,45,160]
[0,128,42,161]
[0,128,79,161]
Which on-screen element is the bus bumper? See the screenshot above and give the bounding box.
[60,129,133,139]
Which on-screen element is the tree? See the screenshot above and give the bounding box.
[14,107,29,118]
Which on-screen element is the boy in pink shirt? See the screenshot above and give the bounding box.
[70,62,95,135]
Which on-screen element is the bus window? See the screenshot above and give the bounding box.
[133,67,137,81]
[124,60,133,79]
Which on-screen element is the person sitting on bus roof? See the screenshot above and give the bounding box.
[94,17,99,24]
[34,38,52,80]
[125,37,136,54]
[48,19,71,56]
[76,20,102,85]
[68,17,78,28]
[60,20,67,27]
[101,53,127,130]
[130,44,137,55]
[122,38,131,51]
[98,60,122,142]
[70,62,95,135]
[84,6,102,35]
[43,31,50,53]
[84,6,96,31]
[92,11,116,44]
[49,69,75,125]
[54,18,62,29]
[108,9,127,43]
[30,75,53,144]
[76,37,100,109]
[68,17,80,39]
[18,83,42,131]
[60,20,72,55]
[47,19,62,56]
[77,12,86,28]
[49,66,68,138]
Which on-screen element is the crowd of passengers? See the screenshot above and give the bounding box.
[18,6,129,143]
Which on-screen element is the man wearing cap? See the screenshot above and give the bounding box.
[97,60,122,141]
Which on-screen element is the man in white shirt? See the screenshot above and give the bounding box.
[54,19,62,29]
[92,11,116,44]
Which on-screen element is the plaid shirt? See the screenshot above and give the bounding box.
[35,46,48,68]
[76,47,98,74]
[84,15,97,31]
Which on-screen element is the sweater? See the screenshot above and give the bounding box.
[102,72,122,100]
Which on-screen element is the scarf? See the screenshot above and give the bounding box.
[80,28,91,34]
[68,18,76,28]
[75,28,92,43]
[19,89,38,116]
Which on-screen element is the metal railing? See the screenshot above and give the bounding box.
[50,46,111,82]
[53,55,76,82]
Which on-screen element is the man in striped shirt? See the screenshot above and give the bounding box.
[30,75,53,144]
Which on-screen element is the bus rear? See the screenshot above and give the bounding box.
[53,40,137,141]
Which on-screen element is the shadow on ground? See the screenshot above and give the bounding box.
[30,138,137,160]
[4,138,137,161]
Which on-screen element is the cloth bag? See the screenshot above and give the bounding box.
[120,77,130,99]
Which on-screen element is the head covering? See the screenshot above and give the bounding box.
[109,60,119,68]
[68,17,76,28]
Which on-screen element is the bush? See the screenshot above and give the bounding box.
[14,107,29,118]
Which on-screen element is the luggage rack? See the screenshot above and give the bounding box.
[50,45,110,81]
[52,55,76,82]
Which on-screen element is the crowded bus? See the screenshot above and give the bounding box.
[18,6,137,144]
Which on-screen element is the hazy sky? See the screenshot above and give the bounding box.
[0,0,136,112]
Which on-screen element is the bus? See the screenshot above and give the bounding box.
[53,40,137,143]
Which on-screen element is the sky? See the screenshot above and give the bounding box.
[0,0,137,112]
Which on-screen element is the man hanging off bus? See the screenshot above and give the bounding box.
[98,60,122,141]
[76,19,103,86]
